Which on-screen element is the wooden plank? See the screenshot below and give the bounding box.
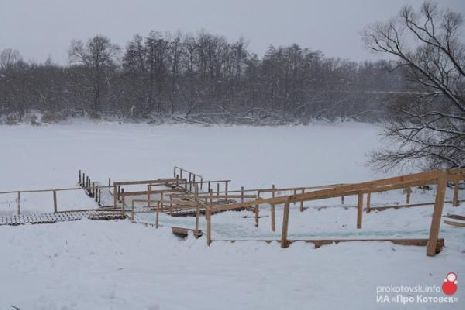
[172,227,189,238]
[444,220,465,227]
[446,213,465,221]
[281,201,290,248]
[427,170,447,256]
[211,171,441,213]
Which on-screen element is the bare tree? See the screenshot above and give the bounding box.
[68,35,120,114]
[363,1,465,168]
[0,48,23,70]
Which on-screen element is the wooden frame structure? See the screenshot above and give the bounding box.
[202,168,465,257]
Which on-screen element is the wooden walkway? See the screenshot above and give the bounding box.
[0,210,125,226]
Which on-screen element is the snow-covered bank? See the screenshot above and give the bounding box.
[0,122,463,309]
[0,220,463,310]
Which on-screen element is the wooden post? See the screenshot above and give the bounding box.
[79,170,82,186]
[406,187,411,204]
[17,192,21,216]
[208,181,211,192]
[147,185,151,210]
[271,184,276,232]
[169,194,173,215]
[293,189,297,206]
[195,185,200,231]
[254,192,260,228]
[108,178,111,188]
[366,192,371,213]
[341,195,345,205]
[160,192,164,215]
[156,202,160,229]
[427,170,448,256]
[241,186,244,203]
[357,192,363,229]
[206,207,212,246]
[53,190,58,213]
[216,183,220,197]
[281,200,290,248]
[200,177,203,190]
[225,182,229,200]
[82,173,86,187]
[131,200,135,221]
[121,195,125,217]
[300,189,304,212]
[113,183,117,209]
[209,189,213,204]
[453,181,459,207]
[98,187,101,205]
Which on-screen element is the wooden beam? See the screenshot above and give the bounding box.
[206,207,212,246]
[17,192,20,216]
[366,192,371,213]
[53,190,58,213]
[210,170,441,213]
[281,201,290,248]
[357,192,363,229]
[271,185,276,232]
[427,170,447,256]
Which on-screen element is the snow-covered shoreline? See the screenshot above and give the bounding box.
[0,122,463,309]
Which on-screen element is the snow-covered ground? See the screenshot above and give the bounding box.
[0,121,463,309]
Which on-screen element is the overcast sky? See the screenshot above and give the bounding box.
[1,0,464,64]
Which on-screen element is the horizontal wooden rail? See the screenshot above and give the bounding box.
[114,178,185,186]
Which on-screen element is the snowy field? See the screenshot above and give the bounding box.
[0,121,463,309]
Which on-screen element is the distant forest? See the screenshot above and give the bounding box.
[0,31,411,124]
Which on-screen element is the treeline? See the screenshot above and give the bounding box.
[0,31,407,124]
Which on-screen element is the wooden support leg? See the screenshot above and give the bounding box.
[427,170,448,256]
[206,207,212,246]
[281,201,290,248]
[453,181,459,207]
[53,190,58,213]
[254,204,259,227]
[113,184,117,209]
[271,184,276,232]
[131,201,135,221]
[341,195,345,205]
[195,185,200,231]
[156,202,160,229]
[366,192,371,213]
[17,192,21,216]
[271,204,276,232]
[357,192,363,229]
[299,189,305,212]
[406,187,411,204]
